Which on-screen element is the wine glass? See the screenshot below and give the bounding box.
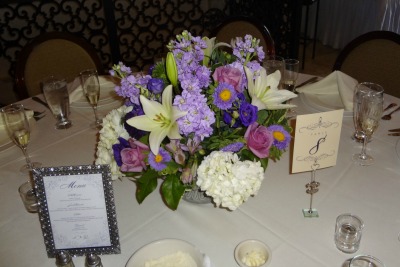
[352,92,383,166]
[282,59,300,118]
[1,104,42,173]
[352,82,384,142]
[79,69,102,129]
[262,55,285,88]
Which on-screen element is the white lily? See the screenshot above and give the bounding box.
[244,66,297,110]
[126,85,187,155]
[202,36,230,66]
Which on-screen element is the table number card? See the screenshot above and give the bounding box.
[292,109,344,173]
[32,164,120,258]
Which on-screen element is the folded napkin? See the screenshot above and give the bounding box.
[68,75,117,103]
[296,71,358,111]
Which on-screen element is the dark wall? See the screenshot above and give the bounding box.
[0,0,301,98]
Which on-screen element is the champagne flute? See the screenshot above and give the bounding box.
[352,92,383,166]
[283,59,300,118]
[352,82,384,142]
[79,69,102,129]
[1,104,42,173]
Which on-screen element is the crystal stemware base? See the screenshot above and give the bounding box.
[352,153,374,166]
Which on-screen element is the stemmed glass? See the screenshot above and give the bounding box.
[1,104,41,173]
[282,59,300,117]
[352,82,384,142]
[263,55,285,88]
[79,69,102,129]
[352,91,384,166]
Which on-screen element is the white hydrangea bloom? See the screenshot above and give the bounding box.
[196,151,264,210]
[95,105,132,180]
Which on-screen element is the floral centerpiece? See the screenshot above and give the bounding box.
[95,31,297,210]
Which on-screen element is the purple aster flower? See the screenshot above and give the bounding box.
[239,102,258,126]
[267,125,291,150]
[148,147,171,171]
[221,142,245,152]
[147,78,164,94]
[213,82,237,110]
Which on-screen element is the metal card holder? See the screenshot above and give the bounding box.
[32,164,121,257]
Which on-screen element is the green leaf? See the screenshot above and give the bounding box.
[135,169,159,203]
[259,157,269,171]
[161,174,186,210]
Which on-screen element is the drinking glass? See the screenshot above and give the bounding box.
[334,213,364,253]
[350,255,385,267]
[352,82,384,142]
[263,55,285,87]
[282,59,300,117]
[1,104,41,173]
[79,69,102,129]
[42,75,72,129]
[352,91,383,166]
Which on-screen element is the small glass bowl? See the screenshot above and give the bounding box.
[234,239,272,267]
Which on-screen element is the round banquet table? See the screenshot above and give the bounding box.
[0,73,399,267]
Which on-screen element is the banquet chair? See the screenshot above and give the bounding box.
[14,31,104,100]
[333,31,400,98]
[211,16,275,56]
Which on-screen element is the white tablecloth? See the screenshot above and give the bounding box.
[1,74,400,267]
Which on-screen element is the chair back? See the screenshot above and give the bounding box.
[211,16,275,56]
[15,31,104,99]
[333,31,400,97]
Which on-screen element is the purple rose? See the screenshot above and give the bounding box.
[147,78,164,94]
[119,139,149,172]
[212,66,243,92]
[239,102,258,126]
[244,122,273,158]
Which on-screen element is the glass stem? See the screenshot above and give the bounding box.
[360,135,369,160]
[93,105,99,122]
[21,146,33,170]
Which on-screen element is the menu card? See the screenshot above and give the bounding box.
[43,173,111,249]
[292,110,344,173]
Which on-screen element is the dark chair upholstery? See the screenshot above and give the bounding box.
[211,16,275,56]
[15,31,104,100]
[333,31,400,97]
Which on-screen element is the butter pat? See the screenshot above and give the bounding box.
[144,250,197,267]
[241,250,267,267]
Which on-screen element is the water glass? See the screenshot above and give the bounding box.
[263,55,285,81]
[282,58,299,92]
[19,181,38,213]
[352,82,384,142]
[42,75,72,129]
[350,255,386,267]
[334,213,364,253]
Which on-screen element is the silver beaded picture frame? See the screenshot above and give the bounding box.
[32,164,121,258]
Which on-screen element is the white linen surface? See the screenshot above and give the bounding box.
[296,71,358,111]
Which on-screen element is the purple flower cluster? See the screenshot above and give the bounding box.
[174,90,215,139]
[232,35,265,64]
[222,93,258,128]
[112,68,151,105]
[169,31,215,139]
